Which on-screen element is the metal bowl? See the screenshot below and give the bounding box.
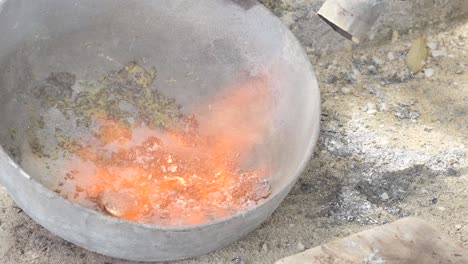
[0,0,320,261]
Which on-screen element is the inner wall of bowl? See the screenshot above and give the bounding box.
[0,0,318,197]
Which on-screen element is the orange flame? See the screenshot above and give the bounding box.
[58,76,272,226]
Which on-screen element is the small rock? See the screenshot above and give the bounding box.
[407,36,428,73]
[372,56,384,66]
[324,136,352,157]
[432,48,448,57]
[392,31,399,43]
[340,87,352,95]
[262,243,268,252]
[232,257,245,264]
[296,242,306,252]
[427,41,438,50]
[437,206,446,211]
[377,103,389,112]
[305,46,315,54]
[351,67,361,83]
[361,104,368,112]
[364,102,377,114]
[367,65,377,75]
[364,84,378,94]
[395,103,420,120]
[387,52,395,61]
[380,192,389,201]
[424,68,435,78]
[424,126,433,132]
[455,225,462,230]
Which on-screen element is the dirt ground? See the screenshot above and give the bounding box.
[1,3,467,264]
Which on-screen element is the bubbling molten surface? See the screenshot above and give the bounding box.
[57,77,273,226]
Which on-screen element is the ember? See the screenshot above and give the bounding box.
[56,72,273,226]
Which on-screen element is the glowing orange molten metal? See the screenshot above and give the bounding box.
[59,77,272,226]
